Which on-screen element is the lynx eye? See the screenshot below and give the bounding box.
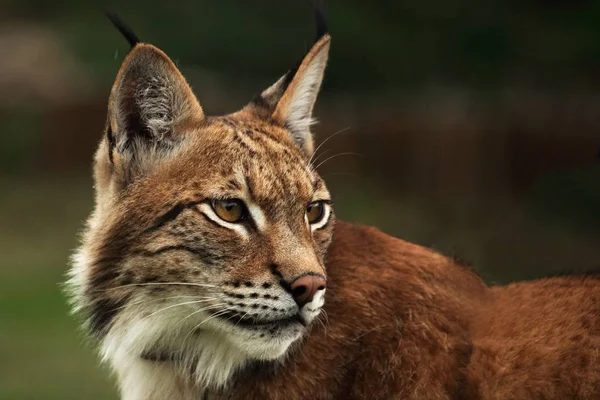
[306,201,325,224]
[211,199,246,223]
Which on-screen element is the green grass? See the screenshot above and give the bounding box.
[0,175,118,400]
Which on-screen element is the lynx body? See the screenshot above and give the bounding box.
[68,8,600,400]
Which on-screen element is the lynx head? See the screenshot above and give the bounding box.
[68,6,333,390]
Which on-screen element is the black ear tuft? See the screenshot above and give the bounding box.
[105,11,140,48]
[311,0,328,40]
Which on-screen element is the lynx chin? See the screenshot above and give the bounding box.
[67,5,600,400]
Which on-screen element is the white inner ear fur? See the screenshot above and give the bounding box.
[280,43,330,149]
[137,75,176,141]
[114,75,190,152]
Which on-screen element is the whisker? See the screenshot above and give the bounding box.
[319,312,330,334]
[321,309,331,329]
[310,149,331,168]
[309,127,352,165]
[233,310,251,329]
[182,309,230,344]
[141,299,220,321]
[314,152,363,170]
[175,302,226,326]
[95,282,218,292]
[315,313,326,333]
[108,295,214,313]
[222,311,242,325]
[180,306,230,344]
[197,309,230,327]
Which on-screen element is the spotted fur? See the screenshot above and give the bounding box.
[68,7,600,400]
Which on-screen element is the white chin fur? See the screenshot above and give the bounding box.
[101,311,315,398]
[100,290,325,399]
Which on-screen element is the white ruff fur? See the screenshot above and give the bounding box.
[68,247,324,399]
[101,299,318,399]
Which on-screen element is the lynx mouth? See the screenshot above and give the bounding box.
[219,311,307,329]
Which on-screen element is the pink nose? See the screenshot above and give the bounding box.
[289,275,326,307]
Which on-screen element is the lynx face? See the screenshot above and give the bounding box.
[68,13,333,389]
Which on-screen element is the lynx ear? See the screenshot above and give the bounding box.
[105,43,204,181]
[248,6,330,156]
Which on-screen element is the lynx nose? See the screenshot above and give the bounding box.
[290,275,326,307]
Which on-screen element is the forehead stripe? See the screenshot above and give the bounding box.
[234,129,315,187]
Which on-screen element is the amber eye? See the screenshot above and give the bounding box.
[306,201,325,224]
[211,199,246,223]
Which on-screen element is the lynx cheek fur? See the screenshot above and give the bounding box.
[68,6,600,400]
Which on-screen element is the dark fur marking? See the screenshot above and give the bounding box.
[245,175,257,202]
[139,201,206,237]
[89,296,129,336]
[226,179,242,191]
[139,274,160,284]
[224,292,245,300]
[248,0,328,125]
[269,264,292,293]
[232,132,259,158]
[251,94,271,110]
[105,11,140,48]
[89,268,120,291]
[133,245,223,267]
[118,271,134,285]
[106,123,115,164]
[146,203,188,233]
[311,0,328,40]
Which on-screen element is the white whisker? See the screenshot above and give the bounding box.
[309,126,351,165]
[316,313,327,335]
[108,295,209,313]
[321,309,330,329]
[182,309,231,345]
[314,152,363,171]
[141,299,220,321]
[310,149,331,167]
[175,302,226,326]
[95,282,219,292]
[232,310,251,329]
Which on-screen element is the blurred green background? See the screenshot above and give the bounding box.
[1,0,599,398]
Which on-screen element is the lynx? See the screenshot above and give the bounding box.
[68,6,600,400]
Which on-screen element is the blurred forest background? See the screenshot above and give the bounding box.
[1,0,599,398]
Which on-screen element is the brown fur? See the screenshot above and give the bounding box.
[68,11,600,400]
[216,222,600,399]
